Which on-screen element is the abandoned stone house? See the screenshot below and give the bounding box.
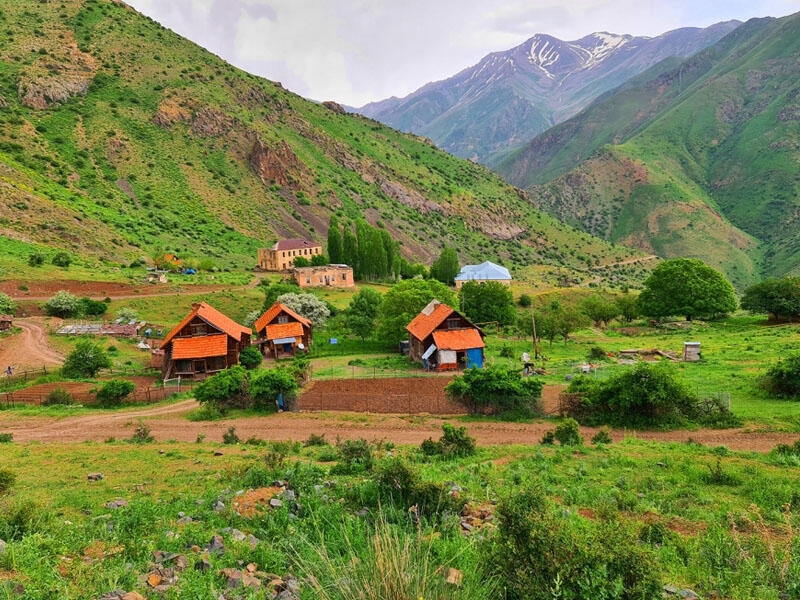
[292,264,354,288]
[257,239,323,271]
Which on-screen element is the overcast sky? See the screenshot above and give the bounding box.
[125,0,799,107]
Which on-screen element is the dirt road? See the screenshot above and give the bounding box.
[1,398,797,451]
[0,318,64,370]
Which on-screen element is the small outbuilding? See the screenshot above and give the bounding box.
[454,261,511,290]
[683,341,701,362]
[254,302,313,358]
[0,315,12,331]
[406,300,485,371]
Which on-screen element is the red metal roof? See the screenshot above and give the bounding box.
[254,302,312,334]
[406,301,454,341]
[432,328,485,351]
[160,302,250,349]
[171,334,228,359]
[271,239,322,251]
[265,321,305,341]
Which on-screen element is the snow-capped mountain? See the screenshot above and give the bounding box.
[357,22,740,165]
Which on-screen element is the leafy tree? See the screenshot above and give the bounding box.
[0,293,16,316]
[347,288,383,340]
[429,246,460,286]
[327,215,343,264]
[458,280,515,326]
[376,279,456,347]
[615,292,640,323]
[62,339,111,379]
[239,345,263,369]
[310,253,328,266]
[51,251,72,268]
[276,292,331,325]
[518,293,532,308]
[741,277,800,320]
[94,379,135,407]
[446,365,543,416]
[637,258,737,321]
[398,257,427,279]
[261,282,301,311]
[43,290,80,318]
[533,298,590,346]
[250,367,298,410]
[195,366,250,410]
[580,292,619,328]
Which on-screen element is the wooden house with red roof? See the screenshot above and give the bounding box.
[254,302,313,358]
[158,302,251,379]
[406,300,485,371]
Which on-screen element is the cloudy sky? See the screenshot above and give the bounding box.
[125,0,799,107]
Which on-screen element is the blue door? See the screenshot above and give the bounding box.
[283,343,293,353]
[466,348,483,368]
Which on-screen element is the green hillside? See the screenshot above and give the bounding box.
[0,0,642,286]
[496,14,800,288]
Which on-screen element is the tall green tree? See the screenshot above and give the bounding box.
[580,292,620,328]
[327,215,343,264]
[62,339,111,379]
[0,292,16,316]
[459,281,516,326]
[637,258,737,321]
[376,279,457,347]
[343,226,359,278]
[429,246,460,286]
[741,277,800,320]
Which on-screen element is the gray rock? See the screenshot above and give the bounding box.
[105,499,128,509]
[213,500,225,511]
[678,590,700,599]
[194,557,212,573]
[177,516,193,525]
[87,472,104,481]
[246,534,260,548]
[281,489,296,502]
[0,539,6,553]
[207,534,225,554]
[230,529,246,542]
[269,498,283,508]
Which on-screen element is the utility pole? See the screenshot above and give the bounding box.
[531,307,539,360]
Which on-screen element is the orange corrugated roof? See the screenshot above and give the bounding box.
[265,321,304,341]
[432,328,485,351]
[254,302,312,334]
[171,334,228,359]
[160,302,250,349]
[406,301,454,340]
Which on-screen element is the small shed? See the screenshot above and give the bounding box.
[0,315,12,331]
[683,342,701,362]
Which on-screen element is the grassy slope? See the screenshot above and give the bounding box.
[495,14,800,287]
[0,0,642,288]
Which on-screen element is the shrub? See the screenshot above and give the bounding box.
[130,421,153,443]
[194,366,249,410]
[518,293,532,307]
[78,296,108,317]
[376,457,463,518]
[51,251,72,268]
[250,366,298,410]
[332,438,373,474]
[419,423,476,458]
[540,430,555,445]
[303,433,329,447]
[486,488,662,600]
[762,353,800,398]
[0,468,15,494]
[0,499,38,541]
[62,339,111,379]
[28,252,44,267]
[94,379,135,407]
[238,345,263,370]
[222,426,240,445]
[0,292,16,316]
[587,346,608,362]
[554,418,583,446]
[591,428,613,445]
[42,387,74,406]
[446,365,543,417]
[0,433,12,443]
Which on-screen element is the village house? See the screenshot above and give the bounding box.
[292,264,354,288]
[454,260,512,290]
[257,239,323,271]
[406,300,485,371]
[254,301,313,358]
[156,302,251,380]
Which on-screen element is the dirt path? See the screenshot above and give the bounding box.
[0,318,64,370]
[1,398,797,451]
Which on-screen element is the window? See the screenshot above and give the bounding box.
[342,274,347,281]
[306,277,311,284]
[447,317,460,330]
[190,322,208,336]
[277,315,289,324]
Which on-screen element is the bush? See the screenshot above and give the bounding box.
[78,296,108,317]
[0,433,12,443]
[446,365,543,417]
[0,292,16,316]
[332,438,373,474]
[554,418,583,446]
[222,426,240,445]
[762,353,800,398]
[62,339,111,378]
[42,387,74,406]
[303,433,329,447]
[238,345,263,370]
[194,366,249,410]
[375,458,463,518]
[43,290,80,318]
[486,489,662,600]
[28,252,44,267]
[51,251,72,268]
[0,468,15,494]
[591,428,613,445]
[94,379,135,407]
[419,423,476,458]
[130,421,153,443]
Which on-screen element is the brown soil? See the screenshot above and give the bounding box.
[0,317,64,370]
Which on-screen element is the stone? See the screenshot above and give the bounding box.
[281,489,296,502]
[230,529,246,542]
[105,500,128,509]
[122,592,146,600]
[0,539,6,553]
[678,590,700,599]
[87,473,104,481]
[444,567,463,586]
[207,535,225,554]
[213,451,224,456]
[177,516,193,525]
[269,498,282,508]
[213,500,225,511]
[195,557,212,573]
[246,534,260,549]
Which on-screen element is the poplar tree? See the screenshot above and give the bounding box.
[327,215,343,264]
